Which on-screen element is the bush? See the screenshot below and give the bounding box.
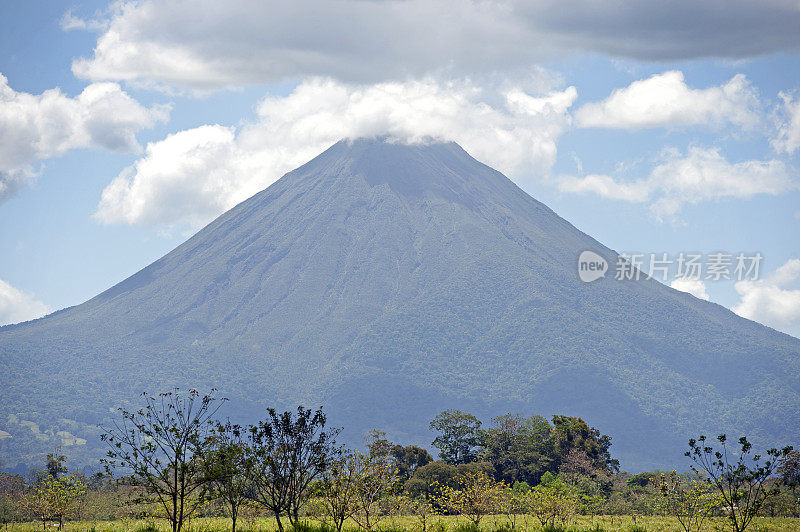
[289,521,338,532]
[452,522,479,532]
[541,524,569,532]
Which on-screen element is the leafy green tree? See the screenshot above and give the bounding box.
[247,406,341,531]
[399,492,439,532]
[551,416,619,473]
[348,452,401,531]
[525,477,580,528]
[405,461,458,501]
[480,414,554,485]
[22,474,85,529]
[654,470,718,532]
[435,470,503,526]
[392,445,433,481]
[45,450,67,480]
[777,449,800,516]
[496,482,529,529]
[0,473,26,528]
[627,471,661,488]
[363,429,433,480]
[101,389,224,532]
[202,420,253,532]
[687,435,792,532]
[430,410,482,465]
[365,430,393,460]
[318,454,361,532]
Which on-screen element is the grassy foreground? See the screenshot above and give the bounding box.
[4,516,800,532]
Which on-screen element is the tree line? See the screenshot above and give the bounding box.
[1,389,797,532]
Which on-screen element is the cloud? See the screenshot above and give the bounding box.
[773,91,800,154]
[0,280,51,326]
[733,259,800,338]
[574,71,761,130]
[558,174,649,202]
[670,278,710,301]
[0,74,169,203]
[94,77,577,228]
[559,147,797,220]
[69,0,800,91]
[60,9,108,31]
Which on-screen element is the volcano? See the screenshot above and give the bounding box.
[1,138,798,471]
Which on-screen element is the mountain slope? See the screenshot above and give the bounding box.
[1,138,799,471]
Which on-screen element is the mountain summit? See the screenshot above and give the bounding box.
[1,138,798,470]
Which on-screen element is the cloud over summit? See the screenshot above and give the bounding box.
[94,77,577,228]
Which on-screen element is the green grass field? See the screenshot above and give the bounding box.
[5,515,800,532]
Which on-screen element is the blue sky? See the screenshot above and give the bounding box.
[0,0,799,337]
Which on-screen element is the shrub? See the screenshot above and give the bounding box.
[452,522,479,532]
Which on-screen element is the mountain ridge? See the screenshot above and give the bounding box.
[1,138,798,472]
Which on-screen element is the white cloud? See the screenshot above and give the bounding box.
[94,77,577,228]
[559,174,649,202]
[69,0,800,91]
[0,74,169,203]
[574,71,761,130]
[773,91,800,154]
[60,9,108,31]
[559,147,797,220]
[734,259,800,338]
[670,278,710,301]
[0,280,51,326]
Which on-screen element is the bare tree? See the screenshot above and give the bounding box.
[101,389,224,532]
[202,420,253,532]
[687,435,792,532]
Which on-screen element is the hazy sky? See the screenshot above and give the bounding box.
[1,0,799,337]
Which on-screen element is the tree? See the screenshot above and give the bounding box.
[22,474,85,529]
[202,420,253,532]
[0,473,25,529]
[686,435,792,532]
[558,447,613,511]
[480,414,554,485]
[436,470,503,526]
[551,416,619,474]
[318,455,361,532]
[248,406,341,531]
[364,430,432,481]
[654,470,718,532]
[392,445,433,481]
[496,482,529,529]
[349,452,401,531]
[777,449,800,516]
[404,461,458,501]
[101,389,224,532]
[430,410,482,465]
[45,450,67,480]
[365,430,393,460]
[525,477,580,528]
[399,492,439,532]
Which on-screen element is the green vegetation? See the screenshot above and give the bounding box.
[1,391,798,532]
[3,515,800,532]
